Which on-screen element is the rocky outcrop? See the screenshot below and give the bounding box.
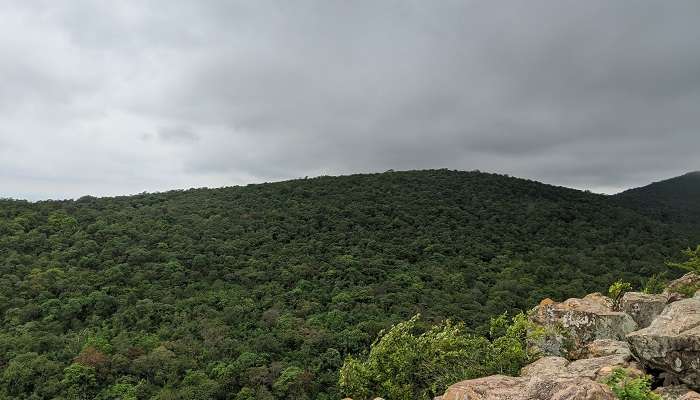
[663,273,700,301]
[434,274,700,400]
[442,355,632,400]
[441,374,615,400]
[654,385,700,400]
[627,294,700,389]
[529,293,638,358]
[621,292,669,328]
[522,354,641,382]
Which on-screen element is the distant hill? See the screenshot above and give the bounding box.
[615,171,700,225]
[0,169,698,399]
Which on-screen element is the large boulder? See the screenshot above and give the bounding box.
[440,374,615,400]
[441,355,637,400]
[441,375,525,400]
[621,292,669,328]
[521,354,641,382]
[529,293,638,358]
[627,295,700,389]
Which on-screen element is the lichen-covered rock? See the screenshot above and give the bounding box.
[441,355,632,400]
[441,375,525,400]
[521,356,572,377]
[526,376,616,400]
[664,273,700,302]
[520,353,639,382]
[582,339,633,359]
[529,293,638,358]
[654,385,700,400]
[621,292,669,328]
[627,296,700,389]
[441,374,615,400]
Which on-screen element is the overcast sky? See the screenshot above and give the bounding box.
[1,1,699,200]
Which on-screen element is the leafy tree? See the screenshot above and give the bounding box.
[178,370,219,400]
[667,245,700,273]
[235,387,257,400]
[0,353,63,399]
[98,382,138,400]
[62,363,98,400]
[339,313,533,400]
[273,366,310,399]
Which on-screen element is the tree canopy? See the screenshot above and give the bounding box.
[0,169,697,399]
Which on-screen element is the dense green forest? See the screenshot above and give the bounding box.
[614,171,700,225]
[0,169,698,399]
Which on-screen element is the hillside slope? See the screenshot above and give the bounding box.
[615,171,700,225]
[0,169,697,399]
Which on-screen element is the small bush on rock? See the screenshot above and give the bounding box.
[642,273,667,294]
[604,368,660,400]
[609,280,632,309]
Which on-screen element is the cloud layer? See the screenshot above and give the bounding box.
[1,1,699,199]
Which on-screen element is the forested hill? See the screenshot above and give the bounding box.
[0,169,698,399]
[614,171,700,225]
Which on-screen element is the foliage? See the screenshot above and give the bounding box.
[0,169,697,398]
[667,245,700,274]
[339,313,535,400]
[614,171,700,226]
[670,282,700,298]
[608,280,633,309]
[62,363,98,400]
[642,273,667,295]
[604,368,660,400]
[98,382,138,400]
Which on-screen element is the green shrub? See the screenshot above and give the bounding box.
[671,282,700,298]
[667,245,700,274]
[642,273,667,295]
[339,313,535,400]
[604,368,660,400]
[609,280,632,309]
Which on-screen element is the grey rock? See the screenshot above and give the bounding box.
[627,296,700,389]
[621,292,669,328]
[529,293,638,358]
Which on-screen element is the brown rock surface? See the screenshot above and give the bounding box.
[442,355,637,400]
[441,374,615,400]
[582,339,633,359]
[655,385,700,400]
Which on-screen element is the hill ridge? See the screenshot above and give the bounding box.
[0,168,698,399]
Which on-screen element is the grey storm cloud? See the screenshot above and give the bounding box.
[0,0,699,199]
[156,126,200,143]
